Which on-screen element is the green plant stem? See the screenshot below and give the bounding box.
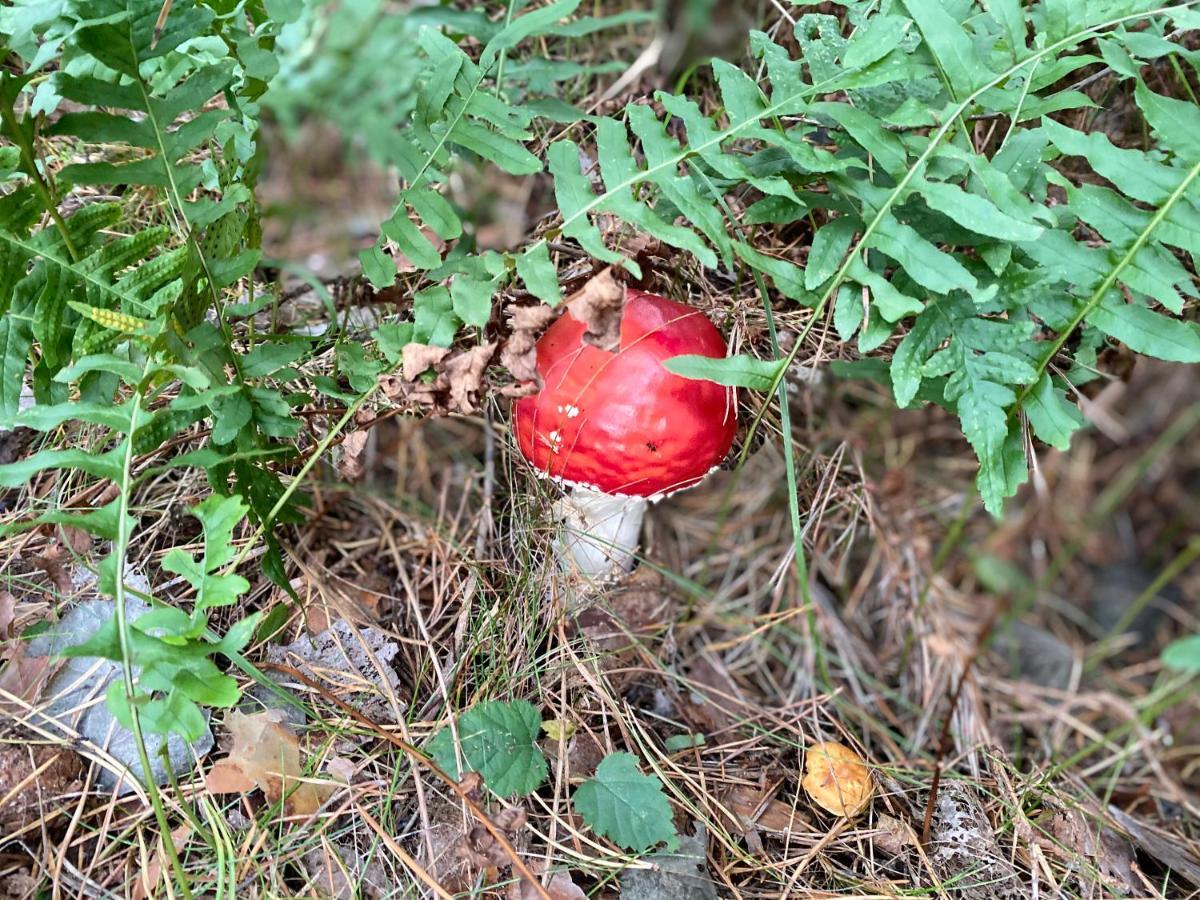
[0,79,80,262]
[492,0,520,97]
[691,166,826,682]
[736,4,1192,483]
[112,367,195,900]
[1008,158,1200,416]
[226,363,398,571]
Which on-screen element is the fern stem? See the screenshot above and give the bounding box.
[690,166,828,682]
[226,362,398,571]
[751,3,1195,436]
[0,81,81,262]
[492,0,520,97]
[111,370,196,900]
[1009,157,1200,417]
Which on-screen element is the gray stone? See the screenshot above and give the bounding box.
[1090,562,1182,643]
[620,826,718,900]
[994,620,1076,691]
[27,597,214,794]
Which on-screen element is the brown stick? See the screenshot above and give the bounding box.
[260,663,553,900]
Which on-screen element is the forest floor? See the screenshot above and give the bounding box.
[2,10,1199,900]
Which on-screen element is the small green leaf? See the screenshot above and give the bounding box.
[1162,635,1200,673]
[516,243,562,305]
[664,733,705,751]
[833,284,863,341]
[900,0,988,95]
[1024,374,1084,451]
[359,244,395,289]
[843,14,910,69]
[413,285,460,348]
[1134,81,1200,161]
[575,753,678,853]
[805,218,856,290]
[240,340,311,379]
[427,699,548,797]
[1087,296,1200,364]
[869,215,976,294]
[664,354,784,391]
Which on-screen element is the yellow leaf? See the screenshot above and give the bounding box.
[541,719,576,742]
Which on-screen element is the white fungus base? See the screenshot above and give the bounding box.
[555,486,648,580]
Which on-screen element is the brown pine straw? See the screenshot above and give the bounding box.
[919,597,1007,847]
[261,662,554,900]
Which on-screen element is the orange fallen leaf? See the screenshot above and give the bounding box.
[206,710,332,817]
[802,741,873,818]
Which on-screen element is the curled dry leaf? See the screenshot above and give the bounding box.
[1042,807,1139,894]
[564,267,624,351]
[131,824,192,900]
[0,641,60,718]
[459,806,528,870]
[442,342,496,414]
[873,813,919,856]
[802,741,874,818]
[0,590,14,640]
[381,342,498,414]
[402,343,451,381]
[335,429,370,482]
[501,303,558,386]
[206,709,333,817]
[506,859,587,900]
[33,545,74,596]
[719,783,813,837]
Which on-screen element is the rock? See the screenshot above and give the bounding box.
[266,619,403,722]
[26,598,214,793]
[620,825,718,900]
[1090,562,1183,643]
[994,620,1076,691]
[930,783,1028,899]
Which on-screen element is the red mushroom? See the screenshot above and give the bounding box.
[513,289,737,578]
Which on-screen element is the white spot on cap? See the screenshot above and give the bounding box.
[564,404,580,418]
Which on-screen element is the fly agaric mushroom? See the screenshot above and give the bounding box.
[513,288,736,579]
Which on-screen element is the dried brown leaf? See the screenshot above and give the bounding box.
[459,806,527,870]
[564,268,624,351]
[501,303,558,385]
[336,430,370,482]
[0,640,61,716]
[720,783,812,836]
[206,709,333,817]
[1044,808,1139,894]
[506,860,587,900]
[802,741,874,818]
[442,342,497,414]
[873,813,919,856]
[0,590,14,641]
[33,545,73,596]
[402,343,451,382]
[131,824,192,900]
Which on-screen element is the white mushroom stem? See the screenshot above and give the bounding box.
[557,486,648,579]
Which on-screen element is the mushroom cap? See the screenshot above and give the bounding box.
[513,289,737,498]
